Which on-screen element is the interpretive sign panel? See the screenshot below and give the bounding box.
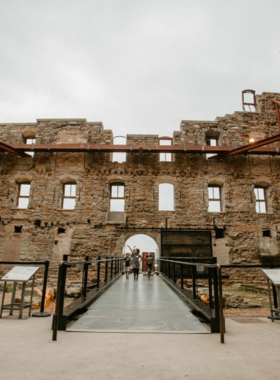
[261,269,280,286]
[1,266,39,282]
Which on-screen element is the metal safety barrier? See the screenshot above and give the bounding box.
[52,256,123,341]
[158,257,225,344]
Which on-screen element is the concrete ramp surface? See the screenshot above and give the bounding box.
[67,274,209,333]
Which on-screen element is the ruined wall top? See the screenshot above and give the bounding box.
[0,118,111,146]
[0,91,279,147]
[180,91,280,147]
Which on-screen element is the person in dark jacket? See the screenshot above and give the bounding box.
[146,253,154,279]
[124,252,131,279]
[132,248,142,282]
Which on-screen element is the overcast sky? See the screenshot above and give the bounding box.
[0,0,279,138]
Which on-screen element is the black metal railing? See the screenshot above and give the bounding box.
[52,256,123,341]
[158,257,224,344]
[0,260,50,317]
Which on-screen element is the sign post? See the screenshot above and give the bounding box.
[0,266,39,319]
[261,269,280,321]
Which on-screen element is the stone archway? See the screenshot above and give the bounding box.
[124,233,159,272]
[124,233,159,259]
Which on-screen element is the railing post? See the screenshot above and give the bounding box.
[208,267,214,309]
[110,258,113,279]
[33,260,51,317]
[192,266,197,299]
[180,263,184,290]
[82,256,89,301]
[218,265,225,343]
[52,262,67,341]
[168,260,171,279]
[41,260,49,314]
[213,267,219,315]
[97,256,101,290]
[209,257,217,309]
[118,257,120,273]
[114,258,117,276]
[211,266,221,333]
[272,284,278,309]
[105,257,108,283]
[173,262,176,283]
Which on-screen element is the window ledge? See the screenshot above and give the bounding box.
[57,209,75,211]
[11,207,30,211]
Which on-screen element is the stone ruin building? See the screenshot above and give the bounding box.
[0,90,280,285]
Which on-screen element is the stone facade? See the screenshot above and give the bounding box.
[1,92,280,285]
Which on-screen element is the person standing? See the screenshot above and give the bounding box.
[132,248,142,282]
[146,253,154,279]
[124,252,131,279]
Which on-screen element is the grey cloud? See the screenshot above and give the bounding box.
[0,0,279,135]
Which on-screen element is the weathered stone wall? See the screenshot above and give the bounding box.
[1,92,280,285]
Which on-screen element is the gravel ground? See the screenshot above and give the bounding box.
[224,308,270,317]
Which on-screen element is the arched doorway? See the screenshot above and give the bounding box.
[124,234,158,257]
[124,234,159,271]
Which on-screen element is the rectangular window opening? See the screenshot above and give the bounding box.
[254,187,267,213]
[17,183,31,209]
[25,138,36,157]
[159,138,172,162]
[262,230,271,237]
[206,138,218,159]
[215,228,224,239]
[208,186,221,212]
[110,184,125,212]
[112,136,126,163]
[159,183,174,211]
[14,226,23,233]
[62,183,76,210]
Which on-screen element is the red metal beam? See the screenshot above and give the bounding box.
[4,143,232,154]
[209,133,280,160]
[0,142,30,157]
[0,143,279,156]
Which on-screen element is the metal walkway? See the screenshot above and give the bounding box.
[67,274,209,333]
